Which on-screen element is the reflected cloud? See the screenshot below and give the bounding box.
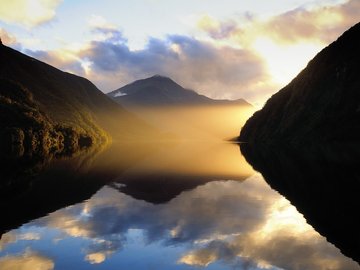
[17,174,359,269]
[0,249,54,270]
[84,238,122,264]
[0,231,40,251]
[85,252,106,264]
[179,193,359,269]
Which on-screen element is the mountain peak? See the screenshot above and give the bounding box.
[150,74,171,80]
[108,75,251,108]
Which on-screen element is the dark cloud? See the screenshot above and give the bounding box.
[82,32,268,98]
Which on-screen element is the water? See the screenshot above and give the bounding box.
[0,142,359,270]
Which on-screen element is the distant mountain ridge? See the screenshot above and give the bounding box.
[239,22,360,145]
[108,75,251,107]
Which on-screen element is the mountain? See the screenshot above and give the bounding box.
[239,22,360,145]
[0,44,153,156]
[108,75,251,107]
[108,75,253,140]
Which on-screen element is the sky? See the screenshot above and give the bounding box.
[0,0,359,106]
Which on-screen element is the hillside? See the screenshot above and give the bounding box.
[239,22,360,145]
[0,44,154,155]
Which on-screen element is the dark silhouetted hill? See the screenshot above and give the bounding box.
[239,22,360,145]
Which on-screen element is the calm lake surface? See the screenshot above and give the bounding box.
[0,141,359,270]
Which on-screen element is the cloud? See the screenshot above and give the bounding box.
[0,28,18,46]
[197,14,238,40]
[0,231,40,251]
[179,227,359,270]
[0,250,54,270]
[5,0,358,105]
[23,175,359,269]
[26,49,87,76]
[85,252,106,264]
[198,0,360,46]
[23,26,269,101]
[82,32,269,100]
[260,0,360,45]
[192,0,360,101]
[0,0,62,28]
[84,239,121,264]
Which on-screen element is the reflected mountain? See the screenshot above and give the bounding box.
[0,141,252,235]
[240,143,360,264]
[0,144,113,235]
[1,174,358,269]
[111,174,242,204]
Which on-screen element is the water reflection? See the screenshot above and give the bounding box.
[0,250,54,270]
[1,178,358,269]
[0,142,359,269]
[240,143,360,265]
[0,141,252,233]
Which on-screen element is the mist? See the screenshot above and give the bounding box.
[106,104,255,142]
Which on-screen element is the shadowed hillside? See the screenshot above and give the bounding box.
[239,22,360,145]
[0,44,157,155]
[0,79,94,156]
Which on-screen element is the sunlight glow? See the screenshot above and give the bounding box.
[253,37,323,86]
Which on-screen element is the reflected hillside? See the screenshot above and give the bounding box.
[1,175,358,269]
[106,141,253,203]
[240,143,360,264]
[0,141,252,234]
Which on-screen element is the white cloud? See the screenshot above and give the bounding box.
[0,27,18,45]
[0,0,62,28]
